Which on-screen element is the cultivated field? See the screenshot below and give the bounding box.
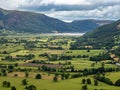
[0,35,119,90]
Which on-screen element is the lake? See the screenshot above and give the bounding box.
[40,33,85,36]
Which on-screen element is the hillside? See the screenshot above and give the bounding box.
[0,8,114,33]
[71,19,113,32]
[72,20,120,49]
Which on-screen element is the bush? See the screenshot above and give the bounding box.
[94,80,98,86]
[82,85,88,90]
[22,79,28,85]
[115,79,120,86]
[86,78,92,84]
[53,76,58,82]
[35,74,41,79]
[25,85,36,90]
[11,86,17,90]
[2,81,11,87]
[82,79,86,84]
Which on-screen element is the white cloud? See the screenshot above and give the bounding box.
[1,0,120,9]
[0,0,120,21]
[45,5,120,21]
[0,0,91,9]
[52,0,90,5]
[0,0,25,9]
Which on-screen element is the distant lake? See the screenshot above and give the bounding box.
[40,33,85,36]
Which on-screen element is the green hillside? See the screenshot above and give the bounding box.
[71,20,120,49]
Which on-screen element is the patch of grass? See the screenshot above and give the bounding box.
[0,76,120,90]
[106,72,120,83]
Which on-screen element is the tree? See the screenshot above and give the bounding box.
[87,49,90,52]
[8,65,14,72]
[35,74,41,79]
[2,81,7,87]
[82,85,88,90]
[61,73,65,80]
[1,69,7,76]
[115,79,120,86]
[7,82,11,87]
[25,72,29,77]
[104,78,113,85]
[25,85,36,90]
[11,86,17,90]
[2,50,8,54]
[2,81,11,87]
[64,73,69,79]
[86,78,91,84]
[94,80,98,86]
[22,79,28,85]
[14,63,18,67]
[53,76,58,82]
[82,79,86,84]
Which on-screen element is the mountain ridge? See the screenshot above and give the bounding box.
[0,8,114,33]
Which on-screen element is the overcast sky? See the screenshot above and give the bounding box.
[0,0,120,22]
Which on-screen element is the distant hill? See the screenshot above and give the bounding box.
[71,19,114,32]
[0,8,114,33]
[73,20,120,49]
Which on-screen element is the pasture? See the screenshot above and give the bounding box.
[0,35,119,90]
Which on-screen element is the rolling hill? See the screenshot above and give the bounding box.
[71,19,113,32]
[73,20,120,49]
[0,8,114,33]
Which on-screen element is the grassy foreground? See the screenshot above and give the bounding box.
[0,76,120,90]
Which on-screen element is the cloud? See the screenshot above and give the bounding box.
[0,0,120,21]
[1,0,120,9]
[0,0,90,9]
[44,5,120,21]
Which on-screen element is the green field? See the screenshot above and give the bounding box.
[0,76,120,90]
[0,35,119,90]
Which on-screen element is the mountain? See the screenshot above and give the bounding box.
[71,19,114,32]
[0,8,114,33]
[73,20,120,49]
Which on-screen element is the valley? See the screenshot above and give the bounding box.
[0,3,119,90]
[0,35,120,90]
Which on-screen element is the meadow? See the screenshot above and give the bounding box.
[0,35,119,90]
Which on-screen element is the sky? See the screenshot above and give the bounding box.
[0,0,120,22]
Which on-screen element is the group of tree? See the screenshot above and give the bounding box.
[82,78,98,86]
[61,73,70,80]
[2,54,35,61]
[39,53,89,61]
[2,81,17,90]
[94,74,113,85]
[82,78,92,84]
[94,74,120,86]
[2,81,11,87]
[22,79,36,90]
[82,85,88,90]
[89,52,112,61]
[25,85,36,90]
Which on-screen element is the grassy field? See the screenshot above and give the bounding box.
[51,59,117,70]
[65,50,105,56]
[0,35,119,90]
[106,72,120,83]
[0,76,120,90]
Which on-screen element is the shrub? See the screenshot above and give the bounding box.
[35,74,41,79]
[115,79,120,86]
